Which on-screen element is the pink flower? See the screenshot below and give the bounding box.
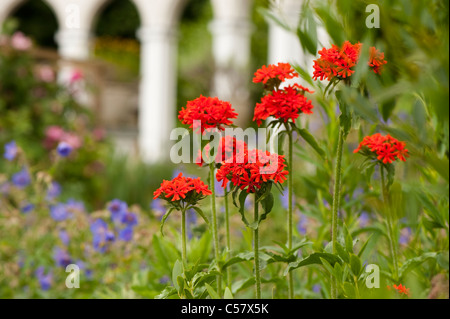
[11,32,32,51]
[61,133,82,149]
[37,65,55,83]
[70,70,83,84]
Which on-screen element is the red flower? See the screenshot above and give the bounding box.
[313,41,386,81]
[178,95,238,134]
[354,133,409,164]
[153,173,212,203]
[216,148,288,193]
[195,136,248,167]
[253,62,299,85]
[253,85,314,126]
[369,46,387,74]
[392,284,410,296]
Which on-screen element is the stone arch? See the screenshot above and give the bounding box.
[6,0,59,48]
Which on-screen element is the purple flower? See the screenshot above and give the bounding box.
[12,168,31,189]
[53,247,71,268]
[107,199,128,222]
[0,182,10,195]
[297,214,308,235]
[90,219,115,253]
[159,275,170,285]
[59,230,70,246]
[57,142,72,157]
[35,267,52,291]
[121,211,138,227]
[358,212,370,227]
[20,202,34,214]
[4,141,18,161]
[50,203,71,221]
[187,209,198,240]
[215,176,225,197]
[280,188,295,210]
[65,198,85,212]
[119,226,134,242]
[313,284,321,294]
[150,198,166,220]
[46,182,61,201]
[399,227,412,245]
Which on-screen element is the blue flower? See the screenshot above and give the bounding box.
[66,198,85,212]
[53,247,71,268]
[90,219,115,253]
[59,230,70,246]
[312,284,321,294]
[121,211,138,227]
[20,202,34,214]
[35,267,52,291]
[187,209,198,240]
[107,199,128,222]
[215,176,226,197]
[50,203,71,221]
[280,188,295,210]
[57,142,72,157]
[46,182,61,201]
[4,141,18,161]
[399,227,412,245]
[119,226,134,242]
[297,214,308,235]
[358,212,370,227]
[12,168,31,189]
[150,198,166,220]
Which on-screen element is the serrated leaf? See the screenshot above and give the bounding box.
[155,286,178,299]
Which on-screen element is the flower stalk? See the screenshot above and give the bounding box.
[254,195,261,299]
[210,163,222,297]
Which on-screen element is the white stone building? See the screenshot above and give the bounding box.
[0,0,322,162]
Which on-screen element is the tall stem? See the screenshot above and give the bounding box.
[254,195,261,299]
[380,166,399,281]
[224,189,232,287]
[209,163,222,297]
[287,129,294,299]
[331,127,345,299]
[181,208,187,264]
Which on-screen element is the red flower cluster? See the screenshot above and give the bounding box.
[387,284,410,296]
[253,62,299,85]
[178,95,238,134]
[216,148,288,193]
[253,84,314,126]
[195,136,248,167]
[153,173,212,202]
[369,46,388,74]
[354,133,409,164]
[313,41,387,81]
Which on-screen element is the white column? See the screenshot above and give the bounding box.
[268,0,303,66]
[210,0,253,125]
[137,26,178,163]
[0,0,23,26]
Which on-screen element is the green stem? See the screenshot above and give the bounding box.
[287,128,294,299]
[210,163,222,297]
[331,127,345,299]
[380,165,399,281]
[254,195,261,299]
[181,208,187,264]
[225,189,232,287]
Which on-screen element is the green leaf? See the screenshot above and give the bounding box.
[284,253,342,275]
[172,260,183,292]
[237,190,252,228]
[222,251,254,269]
[343,282,356,299]
[191,206,210,226]
[160,207,175,237]
[349,254,362,277]
[224,287,234,299]
[204,283,220,299]
[335,242,350,263]
[297,27,317,56]
[155,286,178,299]
[399,252,438,280]
[296,127,326,159]
[259,192,274,223]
